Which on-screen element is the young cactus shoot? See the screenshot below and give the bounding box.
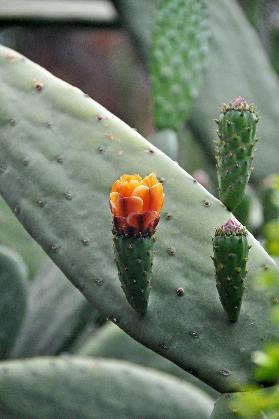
[215,97,259,211]
[212,219,250,322]
[110,174,164,314]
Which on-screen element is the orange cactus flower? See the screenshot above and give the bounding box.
[110,173,164,236]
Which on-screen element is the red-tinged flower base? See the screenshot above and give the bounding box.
[113,211,159,236]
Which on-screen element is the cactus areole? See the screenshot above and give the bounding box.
[215,96,259,211]
[110,174,164,314]
[212,219,249,323]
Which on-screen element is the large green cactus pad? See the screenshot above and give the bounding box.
[0,45,277,392]
[0,246,28,358]
[151,0,208,131]
[78,322,219,398]
[11,262,103,358]
[0,197,46,277]
[0,357,214,419]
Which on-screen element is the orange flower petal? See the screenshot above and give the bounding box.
[150,183,164,212]
[143,173,158,188]
[118,180,142,197]
[132,185,150,212]
[111,180,121,193]
[119,174,142,182]
[110,192,122,216]
[121,196,143,217]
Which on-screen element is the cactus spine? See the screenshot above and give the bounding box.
[215,97,259,211]
[212,219,249,322]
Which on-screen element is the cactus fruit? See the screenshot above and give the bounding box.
[110,173,164,314]
[212,219,249,322]
[151,0,208,131]
[215,97,259,211]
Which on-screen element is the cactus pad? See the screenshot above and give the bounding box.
[0,45,277,392]
[0,246,28,358]
[0,357,214,419]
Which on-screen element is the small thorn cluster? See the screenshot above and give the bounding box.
[215,219,247,237]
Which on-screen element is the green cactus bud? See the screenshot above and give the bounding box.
[212,219,249,322]
[114,235,154,315]
[215,97,259,211]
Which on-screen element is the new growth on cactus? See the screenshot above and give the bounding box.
[110,174,164,314]
[212,219,249,322]
[215,96,259,211]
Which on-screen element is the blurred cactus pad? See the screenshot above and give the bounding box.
[0,45,278,395]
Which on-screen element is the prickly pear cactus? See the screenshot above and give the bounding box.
[0,197,46,277]
[0,45,277,392]
[0,357,214,419]
[148,130,179,161]
[151,0,208,131]
[11,263,103,358]
[112,0,154,63]
[0,246,28,358]
[78,322,219,398]
[215,97,259,211]
[212,220,249,322]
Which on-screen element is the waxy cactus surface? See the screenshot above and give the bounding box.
[11,263,102,358]
[151,0,208,130]
[79,322,219,399]
[0,358,214,419]
[0,45,277,392]
[213,219,249,323]
[0,246,28,358]
[0,197,46,277]
[215,97,259,211]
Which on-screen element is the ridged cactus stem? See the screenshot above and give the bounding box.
[113,234,154,315]
[215,96,259,211]
[212,219,249,322]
